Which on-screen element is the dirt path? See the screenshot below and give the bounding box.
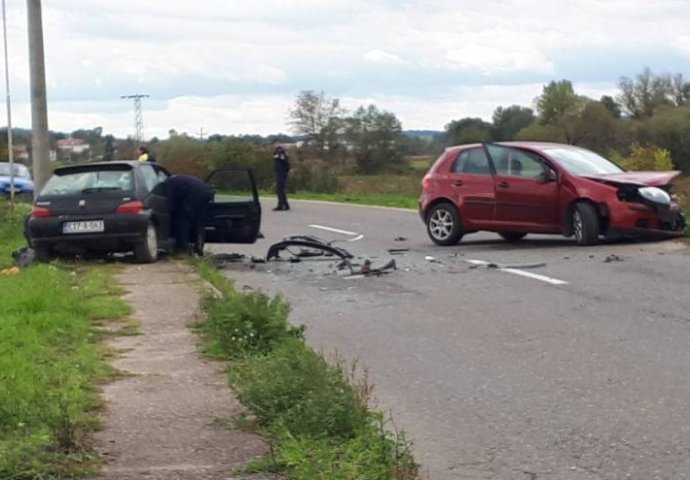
[93,260,270,480]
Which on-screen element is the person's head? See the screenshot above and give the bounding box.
[138,146,148,155]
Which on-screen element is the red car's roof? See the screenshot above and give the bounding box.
[448,141,579,151]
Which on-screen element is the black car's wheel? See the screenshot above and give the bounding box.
[134,222,159,263]
[572,202,599,245]
[426,203,463,246]
[499,232,527,242]
[194,227,205,257]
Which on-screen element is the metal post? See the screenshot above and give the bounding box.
[2,0,14,205]
[27,0,49,198]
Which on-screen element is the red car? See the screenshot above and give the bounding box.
[419,142,686,246]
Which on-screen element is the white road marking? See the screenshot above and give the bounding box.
[347,234,364,242]
[308,224,360,236]
[466,259,569,286]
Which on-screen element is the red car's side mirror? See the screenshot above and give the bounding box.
[539,169,558,183]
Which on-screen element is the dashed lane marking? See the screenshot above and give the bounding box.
[466,259,569,286]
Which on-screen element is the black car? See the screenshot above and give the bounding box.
[26,161,261,262]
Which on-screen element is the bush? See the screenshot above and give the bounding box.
[230,338,368,440]
[619,144,675,171]
[202,290,302,359]
[276,418,418,479]
[288,159,341,193]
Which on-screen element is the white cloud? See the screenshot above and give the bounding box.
[364,49,408,65]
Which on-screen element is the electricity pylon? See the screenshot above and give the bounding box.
[121,94,149,142]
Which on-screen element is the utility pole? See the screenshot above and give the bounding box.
[121,93,149,142]
[27,0,50,197]
[2,0,14,205]
[197,127,205,141]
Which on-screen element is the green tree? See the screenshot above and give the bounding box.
[344,105,405,174]
[647,105,690,173]
[562,101,618,152]
[491,105,535,140]
[103,135,115,161]
[515,122,565,143]
[289,90,345,159]
[599,95,622,119]
[445,118,493,145]
[535,80,585,125]
[617,68,673,118]
[670,73,690,106]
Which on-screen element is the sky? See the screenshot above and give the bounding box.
[3,0,690,140]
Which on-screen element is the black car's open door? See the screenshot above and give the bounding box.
[204,168,261,244]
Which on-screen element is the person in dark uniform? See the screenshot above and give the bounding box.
[155,175,213,255]
[272,142,290,211]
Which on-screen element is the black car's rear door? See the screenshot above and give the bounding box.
[204,168,261,243]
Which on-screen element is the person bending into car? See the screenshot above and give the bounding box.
[155,175,213,256]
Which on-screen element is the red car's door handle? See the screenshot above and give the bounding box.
[497,181,509,188]
[453,180,464,187]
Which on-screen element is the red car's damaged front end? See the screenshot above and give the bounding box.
[575,171,686,239]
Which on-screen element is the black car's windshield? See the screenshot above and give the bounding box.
[41,169,134,196]
[543,147,624,175]
[0,163,31,178]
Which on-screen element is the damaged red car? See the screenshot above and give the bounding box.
[419,142,686,246]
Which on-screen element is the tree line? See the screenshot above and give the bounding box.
[3,67,689,182]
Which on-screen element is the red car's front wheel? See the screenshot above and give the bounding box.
[426,203,463,246]
[572,202,600,245]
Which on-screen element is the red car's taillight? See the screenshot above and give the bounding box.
[116,200,144,214]
[422,176,431,190]
[31,206,51,218]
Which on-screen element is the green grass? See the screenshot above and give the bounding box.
[194,261,419,479]
[288,191,418,209]
[0,201,131,479]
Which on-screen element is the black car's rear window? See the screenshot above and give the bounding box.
[42,167,134,196]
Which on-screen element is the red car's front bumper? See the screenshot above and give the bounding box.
[606,201,686,237]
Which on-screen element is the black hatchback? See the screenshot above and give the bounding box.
[26,161,261,262]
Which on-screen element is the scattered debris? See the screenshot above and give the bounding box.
[266,235,354,262]
[1,266,20,276]
[394,236,407,242]
[425,255,442,263]
[387,248,409,255]
[603,254,624,263]
[11,247,36,268]
[345,259,397,279]
[210,253,245,268]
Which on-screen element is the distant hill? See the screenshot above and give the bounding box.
[403,130,444,140]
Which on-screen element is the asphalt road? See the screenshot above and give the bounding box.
[209,199,690,480]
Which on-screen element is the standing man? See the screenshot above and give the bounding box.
[272,141,290,211]
[153,175,213,256]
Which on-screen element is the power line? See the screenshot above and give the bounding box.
[121,93,149,142]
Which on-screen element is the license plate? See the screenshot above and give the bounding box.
[62,220,105,234]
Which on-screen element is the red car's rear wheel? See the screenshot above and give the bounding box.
[426,203,463,246]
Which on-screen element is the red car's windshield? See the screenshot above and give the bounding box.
[543,147,624,175]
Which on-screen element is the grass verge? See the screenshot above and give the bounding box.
[286,192,417,210]
[193,261,419,479]
[0,201,131,479]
